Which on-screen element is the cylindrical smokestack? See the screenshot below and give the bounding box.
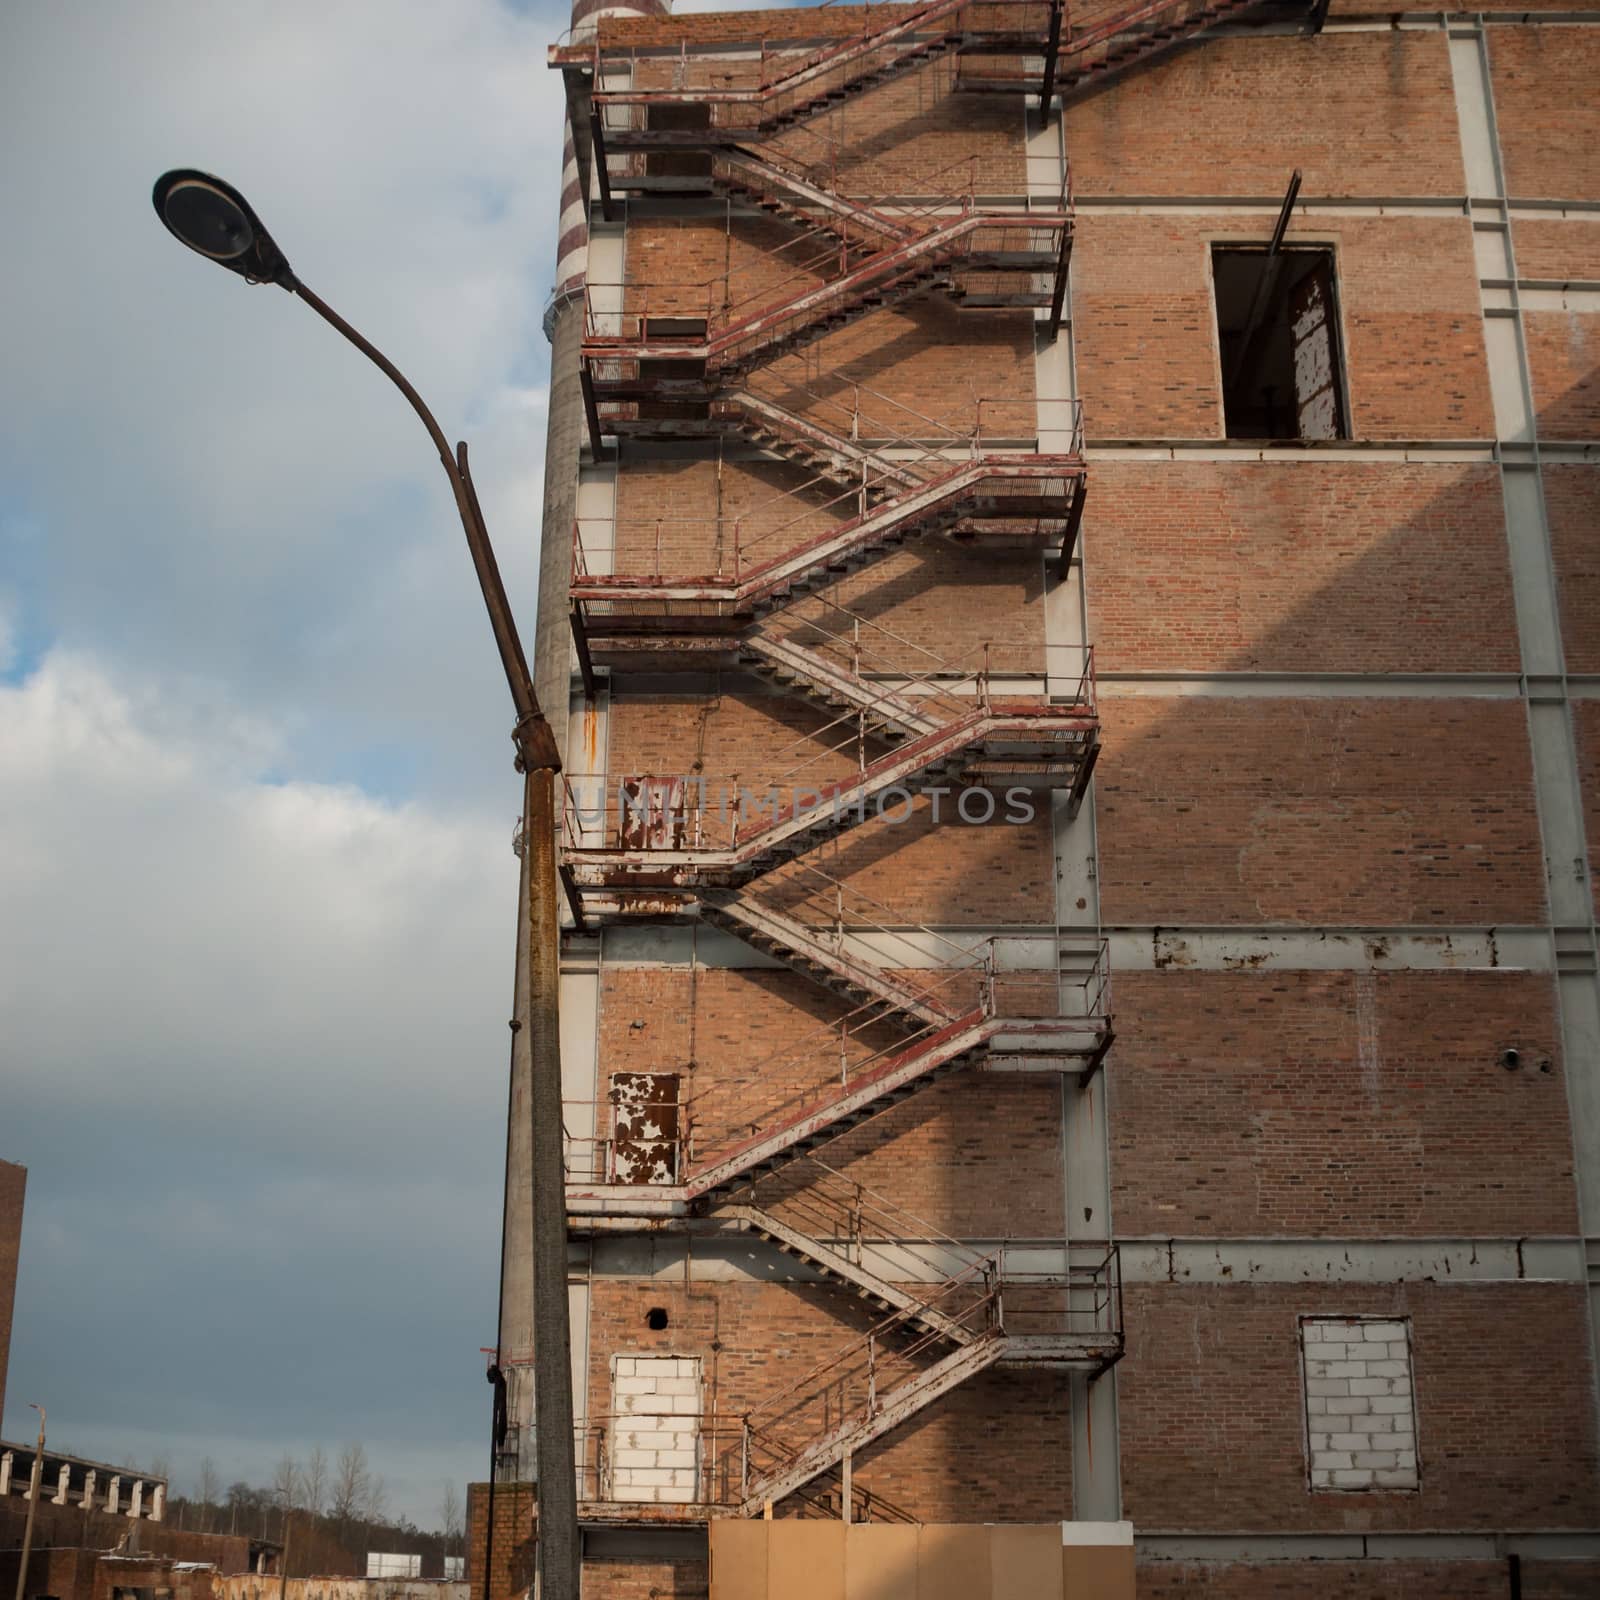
[533,0,670,767]
[497,0,671,1491]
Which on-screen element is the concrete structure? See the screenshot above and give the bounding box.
[489,0,1600,1593]
[0,1158,25,1424]
[0,1446,165,1522]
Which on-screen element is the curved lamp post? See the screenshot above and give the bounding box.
[152,170,578,1600]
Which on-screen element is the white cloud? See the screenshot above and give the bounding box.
[0,0,567,809]
[0,648,514,1511]
[1,648,510,1144]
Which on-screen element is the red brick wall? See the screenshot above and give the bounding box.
[601,694,1058,925]
[581,1557,708,1599]
[0,1158,24,1422]
[0,1547,91,1600]
[1488,26,1600,201]
[1072,215,1493,441]
[608,462,1045,659]
[1066,33,1464,198]
[1515,220,1600,282]
[568,1,1598,1568]
[1095,697,1546,926]
[464,1482,535,1600]
[583,1279,1072,1521]
[1108,970,1575,1237]
[592,966,1064,1235]
[597,4,926,49]
[1084,463,1517,674]
[1525,311,1600,441]
[1548,467,1600,672]
[1118,1283,1599,1530]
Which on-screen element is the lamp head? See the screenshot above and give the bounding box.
[152,170,295,288]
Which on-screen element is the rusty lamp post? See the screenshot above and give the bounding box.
[151,170,579,1600]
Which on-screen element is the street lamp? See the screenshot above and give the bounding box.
[11,1405,45,1600]
[152,169,579,1600]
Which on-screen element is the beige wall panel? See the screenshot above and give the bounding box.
[1062,1545,1136,1598]
[709,1521,770,1600]
[769,1521,845,1600]
[990,1526,1063,1600]
[915,1526,991,1600]
[844,1524,920,1600]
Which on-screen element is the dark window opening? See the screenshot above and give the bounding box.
[645,1307,670,1331]
[1214,246,1347,441]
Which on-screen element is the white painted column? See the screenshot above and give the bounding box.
[129,1479,144,1518]
[1450,15,1600,1433]
[54,1463,69,1504]
[0,1451,12,1496]
[151,1483,165,1522]
[107,1475,120,1514]
[1034,94,1122,1524]
[82,1469,97,1509]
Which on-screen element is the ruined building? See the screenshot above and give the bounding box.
[476,0,1600,1593]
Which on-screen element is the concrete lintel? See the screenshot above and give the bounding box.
[1069,195,1469,216]
[1098,671,1519,699]
[1112,925,1550,973]
[1086,440,1494,462]
[1118,1236,1586,1285]
[1137,1529,1600,1561]
[1138,1534,1364,1561]
[599,924,1551,973]
[580,1233,1582,1287]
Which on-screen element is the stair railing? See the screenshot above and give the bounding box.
[734,1153,996,1295]
[674,989,987,1171]
[730,1258,1003,1494]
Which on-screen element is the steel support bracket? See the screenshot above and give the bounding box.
[1060,477,1088,574]
[589,102,614,222]
[1048,226,1072,341]
[560,862,589,933]
[580,361,607,459]
[1041,0,1064,110]
[570,603,597,701]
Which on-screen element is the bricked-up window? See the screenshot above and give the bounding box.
[1214,247,1348,440]
[1301,1317,1418,1491]
[611,1354,701,1504]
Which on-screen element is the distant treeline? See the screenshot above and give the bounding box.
[151,1444,463,1580]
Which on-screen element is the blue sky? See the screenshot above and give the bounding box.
[1,0,577,1527]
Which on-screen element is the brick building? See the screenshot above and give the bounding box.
[1,1158,24,1425]
[487,0,1600,1593]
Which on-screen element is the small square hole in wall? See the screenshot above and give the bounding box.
[1301,1316,1418,1491]
[1213,246,1348,441]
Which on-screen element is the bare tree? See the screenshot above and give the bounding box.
[361,1472,388,1531]
[329,1443,370,1544]
[302,1445,329,1520]
[439,1482,462,1555]
[271,1455,300,1539]
[195,1458,221,1532]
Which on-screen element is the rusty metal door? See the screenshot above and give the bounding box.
[608,1071,681,1184]
[618,776,690,850]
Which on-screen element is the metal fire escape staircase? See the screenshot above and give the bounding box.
[575,1158,1125,1516]
[547,0,1319,1522]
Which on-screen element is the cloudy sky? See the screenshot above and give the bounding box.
[0,0,761,1528]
